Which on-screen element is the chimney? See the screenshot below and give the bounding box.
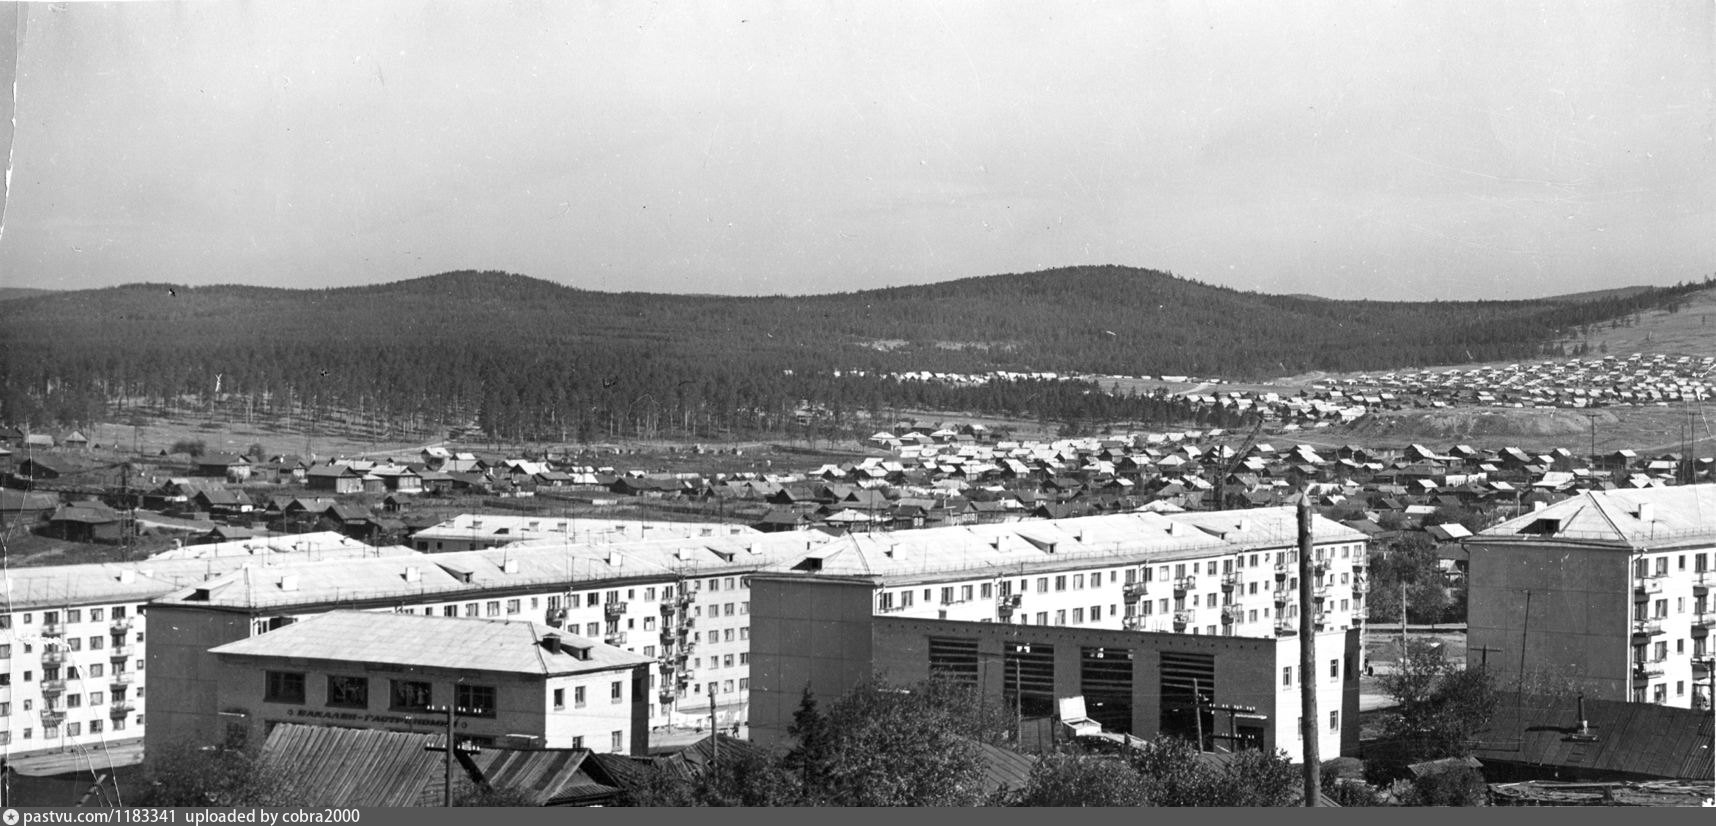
[1532,500,1547,512]
[403,565,421,583]
[503,558,520,574]
[1637,503,1653,523]
[1236,519,1250,533]
[541,633,562,655]
[607,552,623,568]
[279,574,300,592]
[117,569,136,584]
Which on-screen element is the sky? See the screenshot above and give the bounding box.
[1,1,1712,300]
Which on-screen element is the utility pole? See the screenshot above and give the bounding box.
[710,684,721,768]
[1193,677,1204,752]
[1296,490,1320,805]
[428,704,456,807]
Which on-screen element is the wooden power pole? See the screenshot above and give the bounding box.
[1297,491,1321,805]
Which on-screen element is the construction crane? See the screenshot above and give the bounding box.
[1209,417,1265,510]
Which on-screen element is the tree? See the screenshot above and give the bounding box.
[1378,639,1498,764]
[628,675,1008,807]
[131,741,306,807]
[1009,752,1151,806]
[1123,737,1301,806]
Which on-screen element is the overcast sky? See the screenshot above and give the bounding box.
[2,1,1711,300]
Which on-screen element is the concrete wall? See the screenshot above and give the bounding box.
[211,656,645,754]
[748,574,1358,759]
[748,576,875,748]
[142,604,254,750]
[1467,541,1630,700]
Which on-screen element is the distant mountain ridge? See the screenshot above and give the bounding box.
[3,265,1709,435]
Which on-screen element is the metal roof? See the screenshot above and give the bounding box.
[1474,484,1716,549]
[467,747,622,805]
[1471,692,1715,780]
[210,609,652,676]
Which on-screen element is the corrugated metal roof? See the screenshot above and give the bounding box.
[257,723,447,807]
[1471,692,1715,780]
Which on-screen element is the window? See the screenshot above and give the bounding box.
[740,602,749,615]
[723,654,734,668]
[1037,577,1049,593]
[553,688,565,710]
[68,638,81,652]
[1090,605,1101,621]
[1283,667,1293,687]
[644,646,655,658]
[89,637,103,651]
[708,579,720,592]
[265,671,306,704]
[66,722,81,737]
[1330,659,1340,680]
[327,676,368,709]
[574,686,587,708]
[611,680,624,703]
[67,694,82,708]
[1329,710,1339,732]
[739,653,748,665]
[464,603,478,617]
[66,609,82,624]
[506,599,520,615]
[1054,610,1066,625]
[611,731,623,752]
[1073,574,1085,590]
[390,679,433,712]
[90,719,102,735]
[456,684,496,717]
[739,628,748,641]
[1054,576,1067,592]
[723,628,735,642]
[961,585,974,601]
[1072,608,1084,624]
[486,601,501,617]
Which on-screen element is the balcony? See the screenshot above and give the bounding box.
[1312,558,1329,576]
[42,710,65,727]
[1353,575,1369,595]
[1274,562,1290,580]
[1122,615,1144,631]
[1352,558,1367,573]
[1694,570,1716,591]
[111,673,134,691]
[40,623,64,638]
[1221,572,1242,591]
[1122,583,1149,603]
[1173,577,1196,597]
[658,689,678,704]
[676,591,697,607]
[110,700,135,717]
[660,629,677,647]
[1631,662,1665,685]
[604,631,627,646]
[1220,606,1238,624]
[604,601,628,618]
[1313,583,1331,603]
[1634,578,1665,600]
[41,650,66,666]
[1631,618,1665,639]
[41,679,66,696]
[110,645,135,661]
[1171,611,1193,632]
[1693,659,1712,679]
[682,615,697,630]
[1274,621,1298,637]
[1313,612,1330,630]
[1692,612,1714,636]
[111,616,134,634]
[1273,590,1290,608]
[659,602,678,617]
[544,607,567,626]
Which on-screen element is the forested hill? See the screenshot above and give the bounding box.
[2,266,1709,438]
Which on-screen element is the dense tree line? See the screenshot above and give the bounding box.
[3,267,1709,437]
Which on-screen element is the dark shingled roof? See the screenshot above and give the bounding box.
[1470,692,1715,781]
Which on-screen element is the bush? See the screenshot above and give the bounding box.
[170,438,208,457]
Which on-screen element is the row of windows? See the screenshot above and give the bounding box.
[0,632,141,659]
[878,545,1363,609]
[0,606,132,629]
[0,716,129,744]
[0,658,137,686]
[1634,596,1711,620]
[1281,659,1348,688]
[263,672,589,718]
[1635,551,1711,577]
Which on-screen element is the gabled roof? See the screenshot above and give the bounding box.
[257,723,446,807]
[466,747,624,806]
